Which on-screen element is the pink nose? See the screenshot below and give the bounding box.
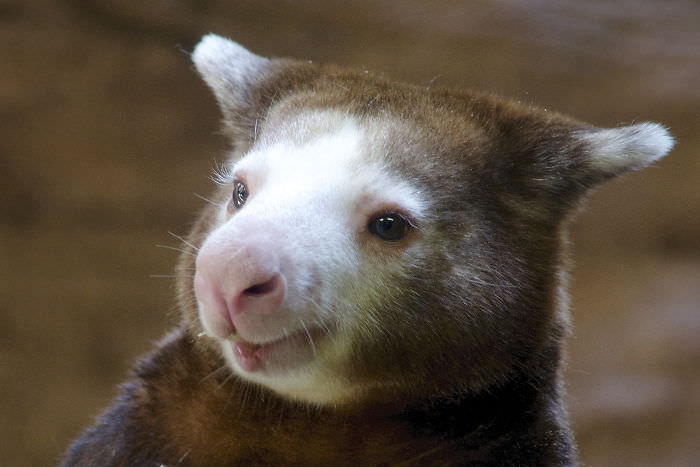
[194,240,286,338]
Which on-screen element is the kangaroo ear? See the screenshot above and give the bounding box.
[577,122,674,177]
[192,34,314,146]
[192,34,271,122]
[491,113,674,220]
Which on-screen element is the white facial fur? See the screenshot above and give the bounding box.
[194,111,427,403]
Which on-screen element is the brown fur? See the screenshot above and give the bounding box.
[60,37,671,466]
[62,328,571,465]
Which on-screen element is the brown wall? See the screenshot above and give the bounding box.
[2,1,699,465]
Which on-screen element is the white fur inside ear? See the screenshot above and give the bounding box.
[192,34,269,99]
[579,122,674,173]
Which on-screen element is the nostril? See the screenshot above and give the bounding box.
[243,274,281,297]
[234,273,285,316]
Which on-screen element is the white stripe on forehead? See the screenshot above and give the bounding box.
[230,111,428,222]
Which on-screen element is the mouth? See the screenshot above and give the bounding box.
[223,327,324,373]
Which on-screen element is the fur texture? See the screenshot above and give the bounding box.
[60,35,673,466]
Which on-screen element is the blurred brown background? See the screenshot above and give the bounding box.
[2,1,699,465]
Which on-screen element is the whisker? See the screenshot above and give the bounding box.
[305,297,333,337]
[193,192,219,206]
[149,274,193,278]
[155,244,196,256]
[200,364,230,384]
[299,319,317,357]
[312,317,331,336]
[167,231,199,252]
[216,370,236,390]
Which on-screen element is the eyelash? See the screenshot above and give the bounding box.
[211,163,235,186]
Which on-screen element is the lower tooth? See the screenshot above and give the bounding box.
[227,334,241,343]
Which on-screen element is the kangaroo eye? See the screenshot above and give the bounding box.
[232,180,248,209]
[368,214,409,242]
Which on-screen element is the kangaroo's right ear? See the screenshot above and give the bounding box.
[193,35,271,120]
[192,34,315,145]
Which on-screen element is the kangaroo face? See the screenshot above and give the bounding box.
[188,35,673,405]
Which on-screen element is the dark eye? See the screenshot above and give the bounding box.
[232,180,248,209]
[368,213,409,242]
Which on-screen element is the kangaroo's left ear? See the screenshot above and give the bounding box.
[577,122,674,178]
[489,112,675,219]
